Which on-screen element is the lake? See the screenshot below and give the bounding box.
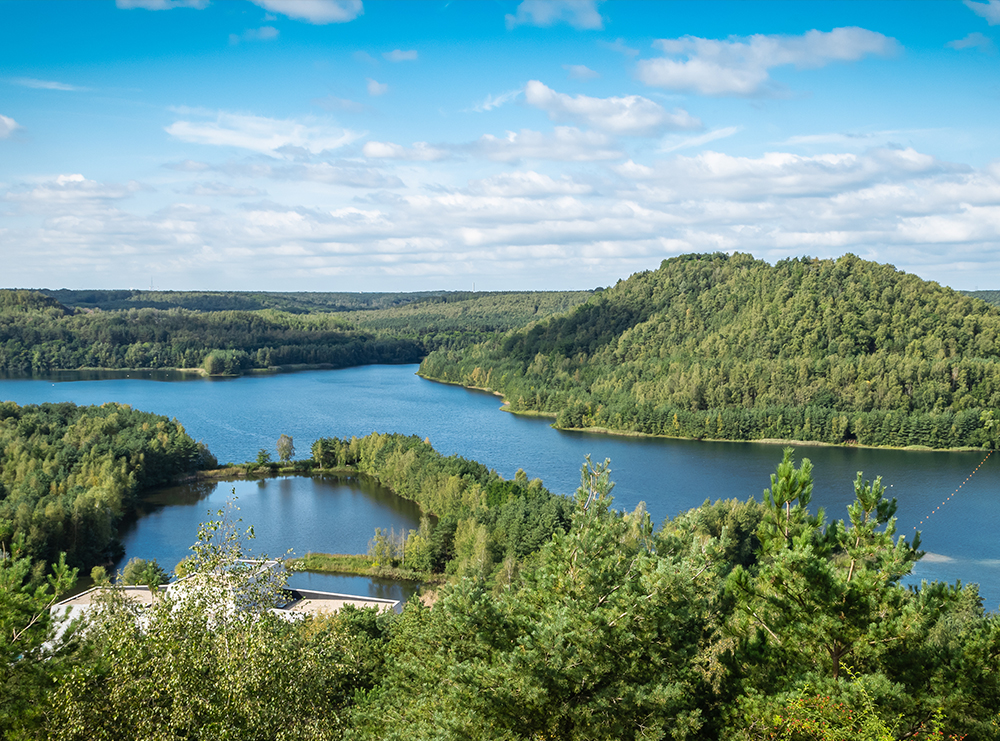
[2,365,999,606]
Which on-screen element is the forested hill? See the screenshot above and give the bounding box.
[0,290,591,376]
[420,252,1000,449]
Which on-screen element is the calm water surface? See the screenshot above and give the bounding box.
[2,365,999,606]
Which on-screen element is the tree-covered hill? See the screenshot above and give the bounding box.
[420,253,1000,449]
[0,401,208,568]
[0,290,591,376]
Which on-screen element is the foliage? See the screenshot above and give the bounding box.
[276,434,295,463]
[0,289,591,377]
[119,557,168,588]
[0,532,77,738]
[49,505,388,740]
[420,253,1000,448]
[0,400,202,570]
[311,432,573,580]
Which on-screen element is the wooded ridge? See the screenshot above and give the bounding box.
[420,253,1000,449]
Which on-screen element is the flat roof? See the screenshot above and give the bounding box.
[54,585,402,615]
[54,585,161,608]
[281,589,402,615]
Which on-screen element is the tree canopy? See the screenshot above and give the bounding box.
[421,253,1000,449]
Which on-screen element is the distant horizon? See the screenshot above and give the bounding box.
[2,1,999,292]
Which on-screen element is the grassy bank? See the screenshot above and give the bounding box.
[290,552,432,583]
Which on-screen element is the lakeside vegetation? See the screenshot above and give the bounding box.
[0,288,591,377]
[5,445,999,738]
[0,400,209,570]
[421,253,1000,449]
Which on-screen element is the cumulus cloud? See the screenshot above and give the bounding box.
[0,114,21,138]
[11,77,87,91]
[505,0,603,31]
[7,146,1000,291]
[613,147,958,200]
[466,170,593,197]
[383,49,418,62]
[471,89,522,112]
[229,27,279,44]
[947,32,996,51]
[362,141,449,161]
[637,27,898,96]
[524,80,700,135]
[563,64,600,80]
[165,112,363,156]
[366,78,388,96]
[474,126,623,161]
[965,0,1000,24]
[249,0,363,24]
[5,173,137,210]
[116,0,207,9]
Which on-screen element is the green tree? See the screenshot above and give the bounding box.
[50,501,384,740]
[276,434,295,463]
[0,529,78,737]
[120,557,168,589]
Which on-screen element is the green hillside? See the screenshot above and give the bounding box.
[420,253,1000,449]
[0,290,591,376]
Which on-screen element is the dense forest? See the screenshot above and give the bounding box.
[5,449,998,739]
[0,289,590,376]
[0,401,208,568]
[420,253,1000,449]
[311,432,573,579]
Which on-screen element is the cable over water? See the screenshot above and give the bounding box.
[913,449,993,530]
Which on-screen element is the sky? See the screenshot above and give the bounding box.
[1,0,1000,292]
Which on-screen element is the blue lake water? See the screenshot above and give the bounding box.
[2,365,999,607]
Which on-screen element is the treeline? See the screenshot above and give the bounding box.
[0,290,590,376]
[421,252,1000,448]
[41,288,477,314]
[0,401,209,568]
[9,452,1000,739]
[311,433,573,579]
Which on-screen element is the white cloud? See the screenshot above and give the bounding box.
[115,0,207,9]
[660,126,742,153]
[524,80,700,135]
[474,127,623,162]
[362,141,449,161]
[965,0,1000,24]
[11,77,87,92]
[563,64,599,80]
[165,112,363,156]
[471,89,522,112]
[366,78,388,96]
[466,171,592,197]
[0,114,20,138]
[250,0,363,24]
[353,51,378,65]
[614,147,956,200]
[947,32,996,51]
[637,27,898,96]
[383,49,418,62]
[8,146,1000,291]
[229,26,280,45]
[505,0,603,31]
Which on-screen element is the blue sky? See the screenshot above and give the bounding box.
[2,0,999,292]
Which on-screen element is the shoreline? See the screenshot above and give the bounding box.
[417,372,990,454]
